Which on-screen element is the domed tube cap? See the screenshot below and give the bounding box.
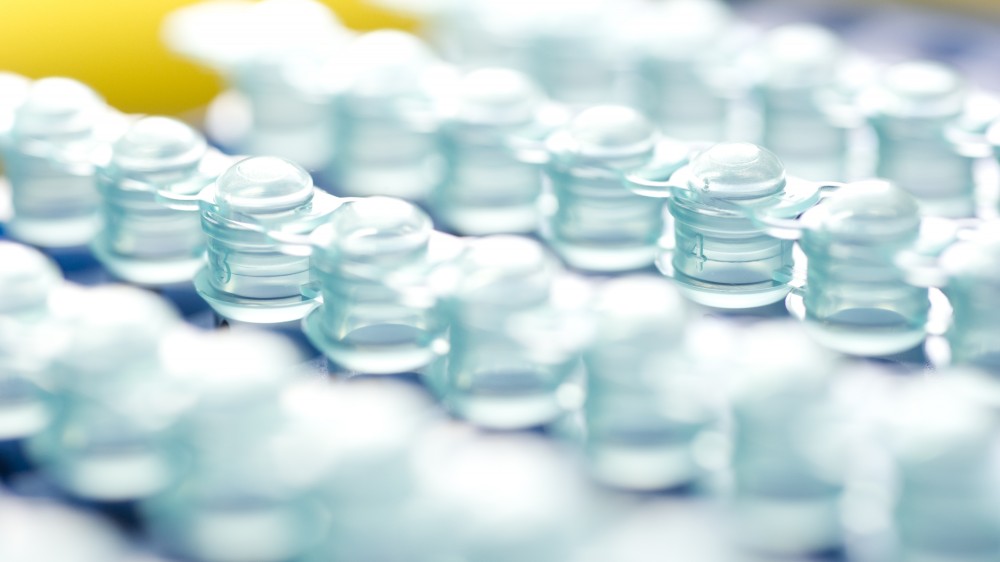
[0,241,63,315]
[282,377,432,482]
[160,328,304,404]
[0,498,128,562]
[559,105,657,160]
[438,235,558,308]
[316,196,432,258]
[885,378,997,476]
[722,321,838,403]
[329,30,439,99]
[51,285,181,377]
[246,0,350,57]
[215,156,314,215]
[939,222,1000,281]
[865,60,967,119]
[759,24,843,89]
[592,275,687,341]
[684,141,786,199]
[111,117,207,174]
[415,434,587,559]
[636,0,734,60]
[12,77,105,139]
[451,68,543,126]
[801,180,921,242]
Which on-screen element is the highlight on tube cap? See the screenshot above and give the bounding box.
[440,235,556,307]
[760,24,842,88]
[415,433,586,553]
[0,498,127,562]
[322,196,432,257]
[939,221,1000,280]
[330,30,438,98]
[13,77,105,138]
[459,235,551,278]
[637,0,734,60]
[284,377,432,464]
[111,116,207,173]
[723,321,837,403]
[247,0,349,57]
[452,68,542,125]
[564,105,657,159]
[593,275,687,339]
[163,0,348,73]
[866,60,967,119]
[802,180,920,241]
[50,285,180,374]
[685,142,786,198]
[885,378,996,471]
[0,241,63,314]
[215,156,314,214]
[160,328,303,401]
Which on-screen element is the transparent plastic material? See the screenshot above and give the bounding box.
[630,0,738,142]
[425,0,638,108]
[538,105,688,272]
[0,241,62,319]
[27,285,185,502]
[431,68,548,235]
[1,78,124,247]
[864,61,977,218]
[791,180,928,356]
[427,236,575,429]
[0,72,30,149]
[93,116,226,285]
[413,433,590,561]
[144,330,323,562]
[721,322,846,556]
[302,196,457,374]
[644,142,827,309]
[583,276,715,491]
[0,498,128,562]
[883,379,1000,562]
[193,156,343,324]
[936,223,1000,370]
[324,31,448,201]
[987,118,1000,215]
[0,242,63,442]
[515,0,639,108]
[295,379,435,562]
[424,0,532,71]
[753,24,852,181]
[0,356,52,445]
[164,0,352,168]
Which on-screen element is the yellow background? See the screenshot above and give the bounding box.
[0,0,415,115]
